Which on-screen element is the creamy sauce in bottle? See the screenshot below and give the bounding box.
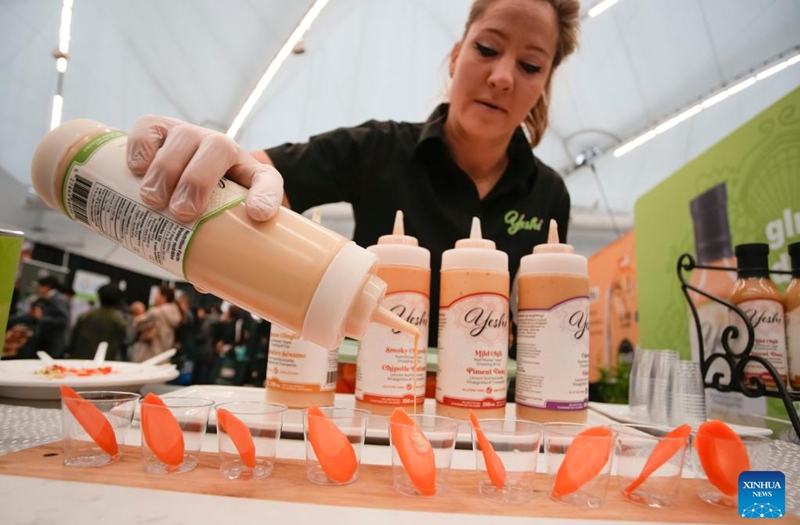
[436,217,509,420]
[516,220,589,423]
[266,209,338,408]
[729,243,787,389]
[30,120,417,351]
[356,211,430,415]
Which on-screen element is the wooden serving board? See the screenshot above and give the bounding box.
[0,442,783,524]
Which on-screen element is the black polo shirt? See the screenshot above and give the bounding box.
[266,103,570,347]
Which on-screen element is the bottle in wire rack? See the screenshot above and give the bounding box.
[729,243,788,389]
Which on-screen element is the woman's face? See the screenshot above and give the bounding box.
[449,0,558,142]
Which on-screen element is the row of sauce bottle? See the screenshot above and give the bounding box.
[266,212,590,423]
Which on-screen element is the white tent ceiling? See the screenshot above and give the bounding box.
[1,0,799,280]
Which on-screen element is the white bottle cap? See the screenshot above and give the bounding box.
[441,217,508,272]
[367,210,430,269]
[519,220,588,277]
[31,119,112,213]
[302,241,388,348]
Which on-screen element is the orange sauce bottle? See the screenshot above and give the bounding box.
[436,217,508,420]
[356,211,430,415]
[515,220,589,423]
[729,243,788,388]
[785,241,800,390]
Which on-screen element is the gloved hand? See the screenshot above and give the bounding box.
[126,115,283,222]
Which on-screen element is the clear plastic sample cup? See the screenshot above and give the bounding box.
[544,423,616,509]
[61,391,140,467]
[390,413,460,497]
[692,432,771,508]
[472,419,542,504]
[216,401,287,481]
[141,397,214,474]
[612,424,688,508]
[302,407,369,485]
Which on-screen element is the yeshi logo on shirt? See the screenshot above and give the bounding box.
[504,210,544,235]
[738,471,786,519]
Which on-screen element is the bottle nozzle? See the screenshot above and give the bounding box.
[455,216,496,249]
[378,210,418,246]
[393,210,404,235]
[470,216,482,239]
[533,219,574,254]
[547,219,559,243]
[311,208,322,224]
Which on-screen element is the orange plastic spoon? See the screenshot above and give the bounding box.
[217,408,256,468]
[694,420,750,496]
[59,386,119,456]
[469,410,506,489]
[390,408,436,496]
[140,393,184,467]
[624,424,692,494]
[553,426,614,498]
[306,405,358,483]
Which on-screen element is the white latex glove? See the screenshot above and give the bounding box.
[126,115,283,222]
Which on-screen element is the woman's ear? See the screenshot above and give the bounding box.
[449,41,463,77]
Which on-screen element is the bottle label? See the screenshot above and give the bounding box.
[730,299,788,379]
[785,307,800,381]
[266,325,337,393]
[60,132,247,277]
[355,291,429,406]
[436,293,508,409]
[515,296,589,411]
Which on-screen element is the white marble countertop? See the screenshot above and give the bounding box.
[0,388,793,525]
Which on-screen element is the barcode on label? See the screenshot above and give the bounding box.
[69,175,92,224]
[326,370,337,386]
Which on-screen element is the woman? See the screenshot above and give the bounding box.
[130,285,183,363]
[126,0,580,346]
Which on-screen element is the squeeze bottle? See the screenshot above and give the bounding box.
[30,120,416,350]
[515,220,589,423]
[266,209,337,408]
[356,211,430,415]
[436,217,509,420]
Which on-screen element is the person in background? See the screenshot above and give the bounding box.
[68,283,127,360]
[210,304,250,385]
[191,305,220,384]
[130,285,183,363]
[124,0,580,352]
[29,276,71,358]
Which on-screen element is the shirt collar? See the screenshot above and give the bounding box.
[415,103,536,186]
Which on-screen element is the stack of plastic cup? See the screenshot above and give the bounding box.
[647,350,680,425]
[668,361,707,426]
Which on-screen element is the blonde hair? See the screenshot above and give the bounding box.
[463,0,580,147]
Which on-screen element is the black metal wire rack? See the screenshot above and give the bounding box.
[677,252,800,440]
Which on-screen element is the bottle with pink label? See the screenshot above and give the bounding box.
[436,217,509,420]
[515,220,589,423]
[356,211,430,415]
[729,243,788,388]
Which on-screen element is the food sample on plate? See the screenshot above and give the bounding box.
[34,364,115,379]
